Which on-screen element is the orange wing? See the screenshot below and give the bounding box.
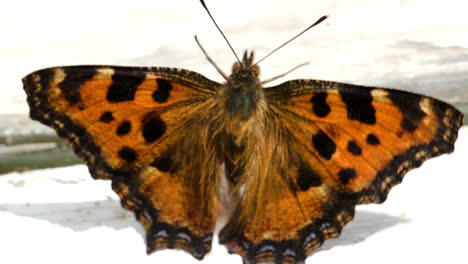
[219,79,463,263]
[23,66,222,259]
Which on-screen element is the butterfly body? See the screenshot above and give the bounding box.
[224,51,262,121]
[22,50,463,263]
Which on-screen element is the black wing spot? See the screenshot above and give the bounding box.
[366,133,380,145]
[116,121,131,136]
[339,88,376,124]
[59,67,97,105]
[118,146,137,163]
[312,130,336,160]
[310,92,331,117]
[143,117,166,143]
[152,79,173,103]
[151,154,172,172]
[338,168,357,184]
[347,141,362,155]
[106,68,146,102]
[387,92,426,132]
[99,111,114,123]
[297,162,323,191]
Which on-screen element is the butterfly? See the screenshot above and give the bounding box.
[22,3,463,264]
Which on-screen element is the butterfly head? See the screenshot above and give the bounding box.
[230,50,260,88]
[225,50,262,119]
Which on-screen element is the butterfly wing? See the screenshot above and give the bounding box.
[23,66,223,259]
[219,79,463,263]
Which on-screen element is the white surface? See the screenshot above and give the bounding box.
[1,127,467,264]
[2,0,468,114]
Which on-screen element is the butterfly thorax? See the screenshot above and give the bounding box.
[224,51,263,120]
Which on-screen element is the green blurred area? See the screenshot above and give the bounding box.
[0,143,81,174]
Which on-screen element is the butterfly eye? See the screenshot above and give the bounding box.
[251,65,260,77]
[232,63,241,73]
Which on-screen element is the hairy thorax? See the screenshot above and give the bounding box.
[222,54,267,136]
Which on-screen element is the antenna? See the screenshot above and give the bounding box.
[195,35,229,81]
[200,0,242,65]
[254,15,329,66]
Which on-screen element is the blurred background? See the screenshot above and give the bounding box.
[1,0,467,173]
[1,0,467,172]
[0,0,466,263]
